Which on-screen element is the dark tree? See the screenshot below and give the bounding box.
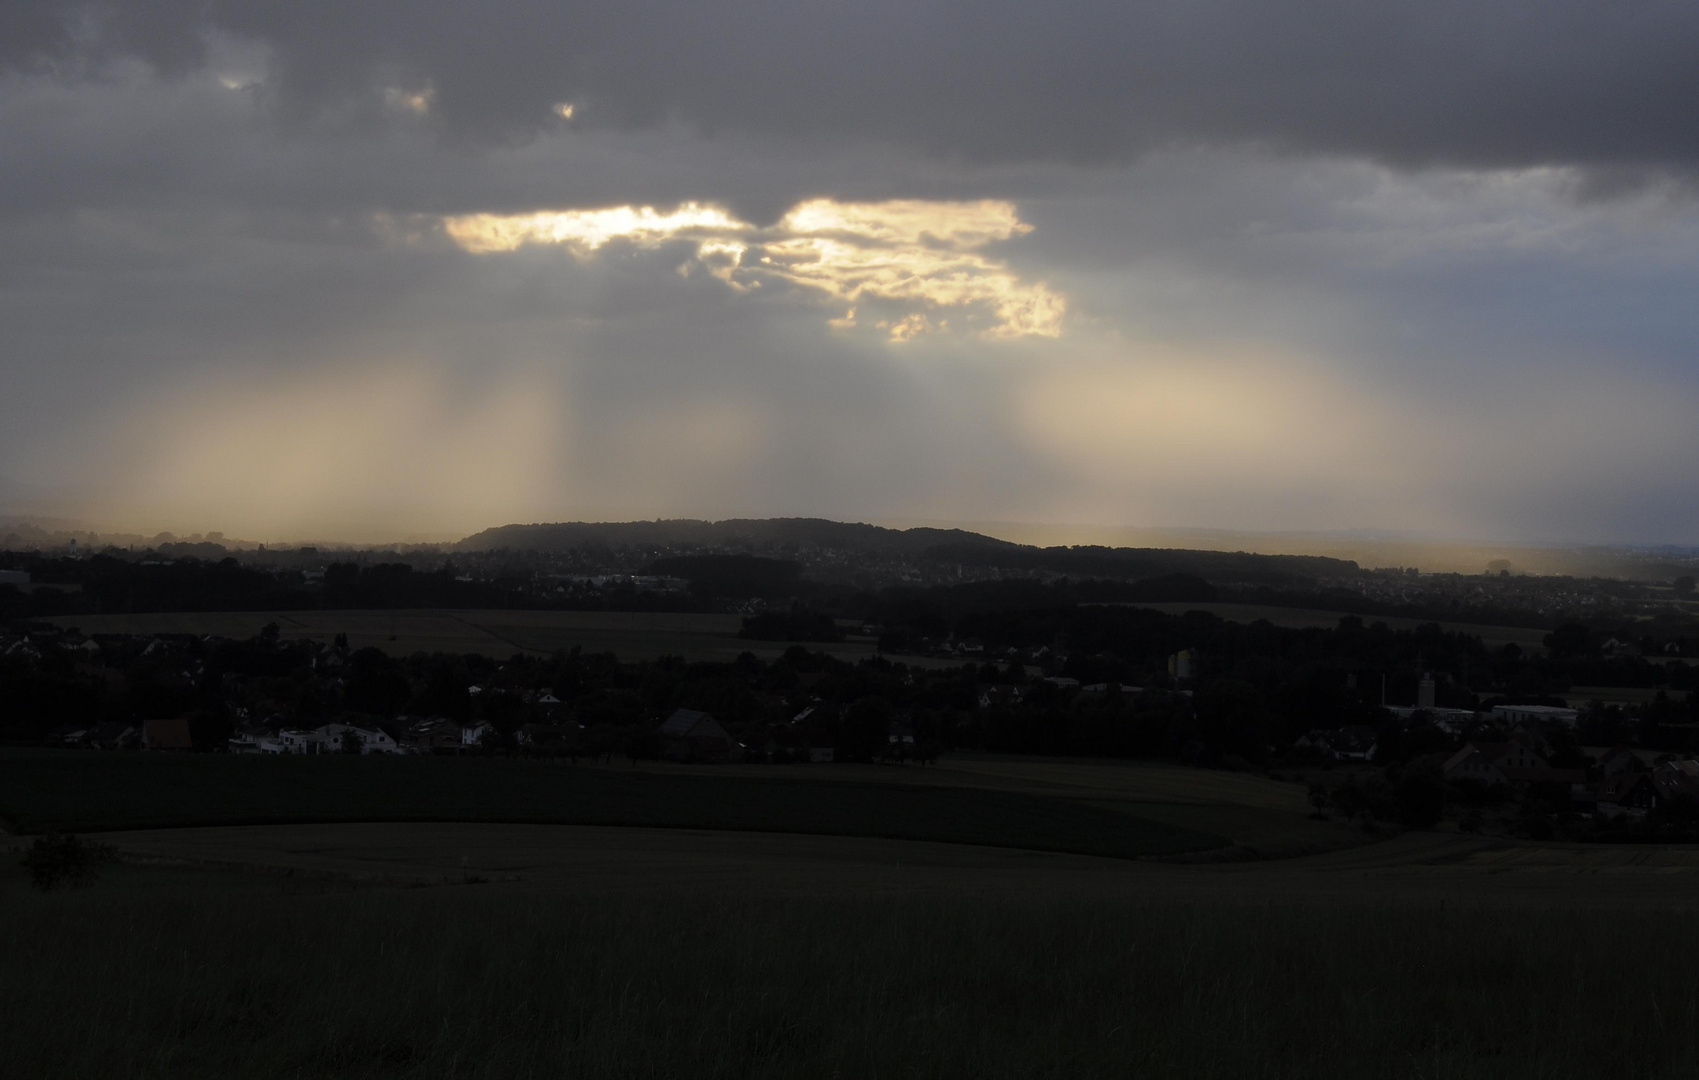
[21,833,115,891]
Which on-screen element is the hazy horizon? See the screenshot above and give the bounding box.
[9,507,1699,581]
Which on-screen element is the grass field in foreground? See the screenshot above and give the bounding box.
[4,859,1698,1080]
[615,755,1361,857]
[48,609,901,664]
[0,751,1225,860]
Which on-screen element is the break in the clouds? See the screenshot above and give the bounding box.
[442,199,1065,339]
[2,1,1699,543]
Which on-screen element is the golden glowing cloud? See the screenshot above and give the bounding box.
[443,204,747,254]
[764,199,1064,338]
[439,198,1065,339]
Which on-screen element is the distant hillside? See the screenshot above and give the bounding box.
[456,517,1358,586]
[923,541,1355,586]
[456,518,1017,558]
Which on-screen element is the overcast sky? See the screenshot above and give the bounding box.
[3,1,1698,543]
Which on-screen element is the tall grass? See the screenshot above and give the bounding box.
[4,866,1697,1079]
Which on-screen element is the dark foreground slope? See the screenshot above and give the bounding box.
[4,857,1697,1080]
[0,751,1222,859]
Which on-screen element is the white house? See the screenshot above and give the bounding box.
[228,730,286,754]
[279,728,334,754]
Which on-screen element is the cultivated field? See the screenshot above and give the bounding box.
[0,751,1228,860]
[5,824,1699,1079]
[1129,601,1550,650]
[63,819,1699,906]
[640,754,1354,858]
[52,602,1556,664]
[9,752,1699,1078]
[48,609,893,663]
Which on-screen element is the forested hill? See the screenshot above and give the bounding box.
[457,518,1013,558]
[456,518,1358,585]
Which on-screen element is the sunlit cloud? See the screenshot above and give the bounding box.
[439,198,1065,339]
[765,199,1064,339]
[552,102,576,120]
[444,203,746,254]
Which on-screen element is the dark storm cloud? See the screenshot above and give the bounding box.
[6,1,1699,545]
[10,1,1699,175]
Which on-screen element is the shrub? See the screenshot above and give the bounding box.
[19,833,116,891]
[1394,771,1448,828]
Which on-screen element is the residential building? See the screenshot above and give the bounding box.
[1596,771,1660,818]
[1443,741,1585,787]
[1490,704,1579,727]
[317,722,399,754]
[659,708,738,761]
[399,716,465,753]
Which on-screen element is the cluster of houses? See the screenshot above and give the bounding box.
[219,707,789,763]
[73,704,878,766]
[1300,703,1583,763]
[42,717,192,752]
[18,622,1695,821]
[978,677,1173,709]
[1301,702,1699,820]
[54,707,768,764]
[6,627,104,661]
[1440,740,1699,818]
[1444,739,1699,818]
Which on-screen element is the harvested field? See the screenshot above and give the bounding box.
[0,751,1226,860]
[939,755,1310,809]
[544,755,1366,858]
[7,825,1699,1079]
[1127,601,1549,650]
[46,608,902,663]
[67,820,1699,906]
[0,750,1374,860]
[10,754,1699,1079]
